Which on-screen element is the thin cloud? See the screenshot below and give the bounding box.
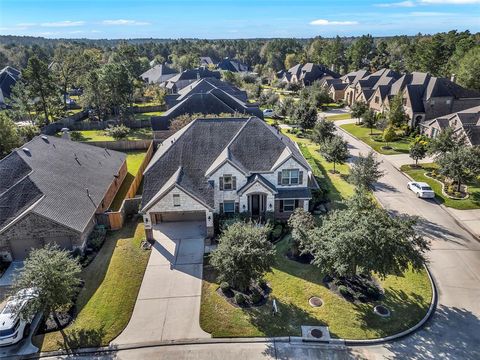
[102,19,150,26]
[310,19,359,26]
[376,1,416,7]
[41,21,85,27]
[410,11,455,15]
[420,0,480,3]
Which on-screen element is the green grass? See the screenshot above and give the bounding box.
[33,220,150,351]
[340,123,411,155]
[200,235,432,339]
[70,128,153,142]
[133,111,164,121]
[282,130,355,208]
[110,151,147,211]
[401,163,480,210]
[134,101,163,107]
[325,113,352,121]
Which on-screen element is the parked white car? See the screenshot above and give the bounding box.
[0,288,36,347]
[407,181,435,199]
[263,109,275,118]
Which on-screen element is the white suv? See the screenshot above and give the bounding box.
[0,288,36,347]
[407,181,435,199]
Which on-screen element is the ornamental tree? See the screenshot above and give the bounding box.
[409,137,429,166]
[320,135,349,173]
[287,208,316,257]
[311,117,335,145]
[13,244,81,326]
[210,222,275,292]
[362,109,377,135]
[291,100,318,129]
[348,151,384,190]
[437,146,480,192]
[350,101,368,124]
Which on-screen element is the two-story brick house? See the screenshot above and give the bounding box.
[141,117,318,239]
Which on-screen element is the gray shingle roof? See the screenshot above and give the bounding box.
[141,64,178,84]
[0,136,126,233]
[217,58,248,72]
[0,66,20,105]
[151,88,263,131]
[143,117,315,210]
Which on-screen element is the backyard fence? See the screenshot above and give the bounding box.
[97,141,154,230]
[84,139,152,152]
[41,110,88,135]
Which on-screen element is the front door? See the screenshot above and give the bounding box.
[251,195,260,216]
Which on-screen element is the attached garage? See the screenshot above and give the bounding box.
[152,211,206,224]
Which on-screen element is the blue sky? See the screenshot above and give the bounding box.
[0,0,479,39]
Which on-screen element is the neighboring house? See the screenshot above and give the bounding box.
[141,117,319,238]
[0,136,127,260]
[216,58,249,73]
[0,66,20,108]
[161,68,221,93]
[141,64,178,84]
[344,68,400,106]
[320,78,348,102]
[200,57,214,67]
[420,105,480,146]
[283,63,339,86]
[164,78,248,108]
[151,87,263,140]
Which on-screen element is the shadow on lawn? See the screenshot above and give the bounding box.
[57,326,109,352]
[351,287,429,338]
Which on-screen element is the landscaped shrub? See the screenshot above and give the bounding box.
[234,293,246,305]
[338,285,351,297]
[251,289,263,304]
[271,224,283,240]
[220,282,230,293]
[70,131,83,141]
[105,125,130,140]
[88,227,107,251]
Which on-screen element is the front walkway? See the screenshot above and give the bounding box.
[112,221,210,346]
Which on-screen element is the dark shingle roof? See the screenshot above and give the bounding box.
[143,117,315,210]
[0,136,126,233]
[151,89,263,131]
[217,58,248,72]
[0,66,20,105]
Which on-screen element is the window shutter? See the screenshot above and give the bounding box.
[235,202,239,214]
[277,172,282,185]
[219,177,224,190]
[232,177,237,190]
[279,200,284,213]
[299,171,304,185]
[295,200,299,208]
[219,203,224,214]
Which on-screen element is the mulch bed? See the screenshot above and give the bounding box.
[323,274,384,304]
[216,282,271,309]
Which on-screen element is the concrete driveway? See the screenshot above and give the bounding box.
[112,221,210,346]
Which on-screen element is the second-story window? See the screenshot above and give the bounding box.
[281,169,300,185]
[219,175,236,191]
[173,194,181,207]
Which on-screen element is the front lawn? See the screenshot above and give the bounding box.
[110,151,147,211]
[340,123,411,155]
[401,163,480,210]
[33,220,150,351]
[200,236,432,339]
[70,128,152,142]
[282,130,355,209]
[325,113,352,121]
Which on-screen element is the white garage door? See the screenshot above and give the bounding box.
[153,211,205,223]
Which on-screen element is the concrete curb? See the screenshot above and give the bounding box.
[24,337,291,359]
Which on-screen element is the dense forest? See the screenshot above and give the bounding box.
[1,31,479,81]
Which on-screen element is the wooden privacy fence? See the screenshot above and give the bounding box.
[84,139,151,152]
[98,141,154,230]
